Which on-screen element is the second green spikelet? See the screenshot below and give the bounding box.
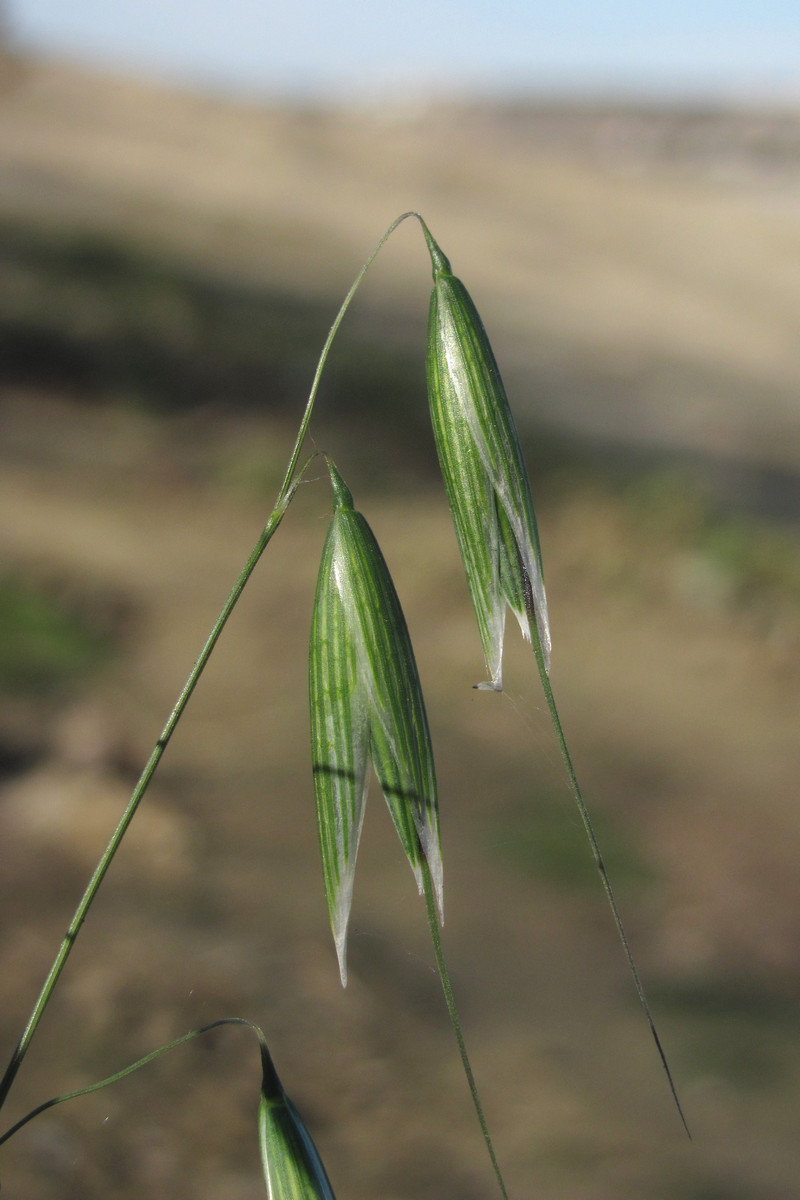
[309,461,443,985]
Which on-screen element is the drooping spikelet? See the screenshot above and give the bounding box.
[424,225,551,689]
[309,462,442,985]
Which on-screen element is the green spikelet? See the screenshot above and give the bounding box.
[424,225,551,689]
[309,462,442,985]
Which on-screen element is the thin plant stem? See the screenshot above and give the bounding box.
[0,1019,274,1149]
[523,585,691,1139]
[0,215,420,1114]
[420,856,510,1200]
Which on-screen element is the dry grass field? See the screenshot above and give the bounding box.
[0,56,799,1200]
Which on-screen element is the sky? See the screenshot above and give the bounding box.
[5,0,800,103]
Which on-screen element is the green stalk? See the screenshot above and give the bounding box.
[524,588,691,1139]
[420,855,510,1200]
[0,213,417,1114]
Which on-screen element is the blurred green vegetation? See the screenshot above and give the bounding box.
[486,789,655,895]
[549,463,800,626]
[656,976,799,1091]
[626,470,800,607]
[0,574,112,698]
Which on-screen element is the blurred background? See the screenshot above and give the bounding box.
[1,2,799,1198]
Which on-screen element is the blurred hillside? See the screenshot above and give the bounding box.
[1,54,800,1200]
[0,56,799,498]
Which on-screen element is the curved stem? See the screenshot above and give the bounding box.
[421,856,510,1200]
[276,210,424,498]
[0,1018,274,1148]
